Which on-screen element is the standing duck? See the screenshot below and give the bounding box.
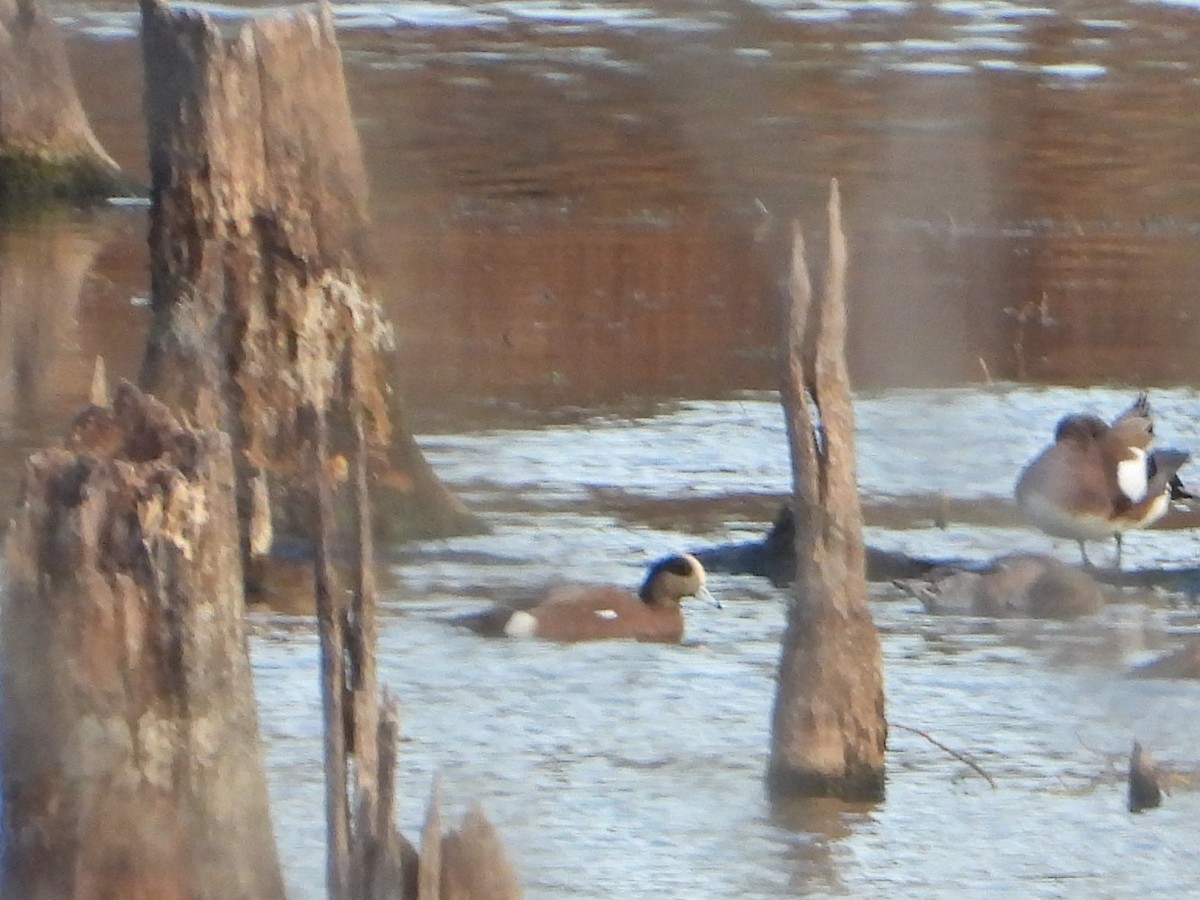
[1014,393,1190,568]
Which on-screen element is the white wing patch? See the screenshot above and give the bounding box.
[593,609,619,621]
[1117,449,1149,502]
[503,610,539,638]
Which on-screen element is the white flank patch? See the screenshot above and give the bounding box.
[593,609,619,621]
[1136,493,1171,529]
[1117,449,1149,501]
[503,610,539,638]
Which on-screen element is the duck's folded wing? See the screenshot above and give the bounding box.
[529,587,650,642]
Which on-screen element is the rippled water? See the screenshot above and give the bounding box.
[9,0,1200,896]
[251,386,1200,899]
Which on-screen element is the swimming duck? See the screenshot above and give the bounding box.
[452,553,714,643]
[1014,394,1190,568]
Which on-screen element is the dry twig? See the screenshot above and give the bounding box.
[893,722,996,788]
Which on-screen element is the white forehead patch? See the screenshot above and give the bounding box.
[593,609,618,620]
[503,610,538,638]
[1117,449,1149,502]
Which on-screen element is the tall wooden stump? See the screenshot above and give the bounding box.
[767,181,887,801]
[0,382,285,900]
[0,0,131,208]
[138,0,482,583]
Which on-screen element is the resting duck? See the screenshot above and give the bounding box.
[896,553,1107,620]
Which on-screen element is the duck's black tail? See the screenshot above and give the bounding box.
[1169,473,1197,501]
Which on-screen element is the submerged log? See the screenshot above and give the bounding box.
[138,0,483,590]
[767,181,887,801]
[696,501,1200,596]
[694,503,947,587]
[0,381,284,900]
[0,0,132,209]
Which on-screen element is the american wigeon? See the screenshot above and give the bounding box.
[453,553,714,643]
[1014,394,1191,568]
[1114,393,1196,504]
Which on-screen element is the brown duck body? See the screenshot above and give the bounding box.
[453,553,709,643]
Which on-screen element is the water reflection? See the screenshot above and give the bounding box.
[0,211,148,506]
[354,0,1200,406]
[766,795,867,895]
[55,0,1200,428]
[0,224,99,428]
[381,208,777,422]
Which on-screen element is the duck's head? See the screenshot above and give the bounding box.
[1053,413,1107,444]
[638,553,717,608]
[1109,413,1155,451]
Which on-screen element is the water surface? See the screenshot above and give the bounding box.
[8,0,1200,896]
[254,388,1200,898]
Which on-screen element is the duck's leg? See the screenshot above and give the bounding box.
[1114,533,1123,571]
[1077,540,1092,569]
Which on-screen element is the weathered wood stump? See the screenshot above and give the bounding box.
[1128,740,1162,813]
[0,0,132,209]
[1,381,284,900]
[439,803,524,900]
[136,7,521,896]
[138,0,483,593]
[767,181,887,801]
[417,783,522,900]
